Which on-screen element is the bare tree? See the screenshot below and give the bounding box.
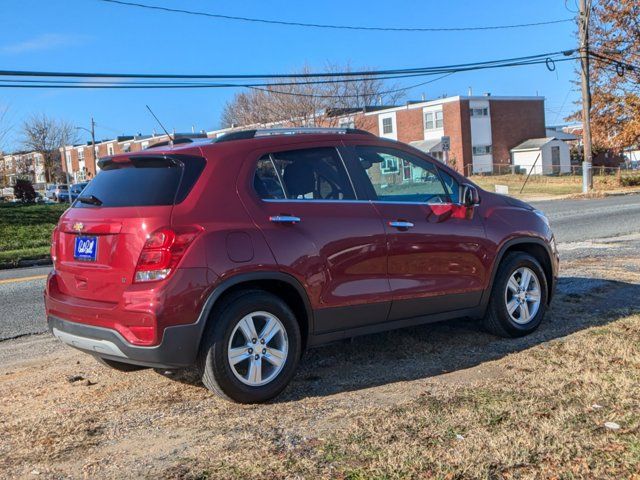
[0,104,11,153]
[21,114,77,183]
[221,64,405,130]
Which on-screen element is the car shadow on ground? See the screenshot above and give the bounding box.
[165,276,640,403]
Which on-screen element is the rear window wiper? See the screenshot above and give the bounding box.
[77,195,103,206]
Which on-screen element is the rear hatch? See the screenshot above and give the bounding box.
[53,154,205,303]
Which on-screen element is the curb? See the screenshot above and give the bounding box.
[0,257,52,271]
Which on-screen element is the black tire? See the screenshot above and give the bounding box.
[94,356,148,372]
[197,289,302,403]
[483,252,548,338]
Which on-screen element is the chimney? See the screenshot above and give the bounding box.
[468,87,473,96]
[421,93,425,101]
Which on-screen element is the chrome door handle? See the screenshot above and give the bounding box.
[388,220,414,229]
[269,215,301,224]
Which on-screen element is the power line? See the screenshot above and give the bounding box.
[0,50,576,81]
[590,51,639,72]
[250,73,457,99]
[0,56,580,96]
[97,0,573,33]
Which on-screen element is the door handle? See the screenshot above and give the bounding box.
[269,215,301,224]
[388,220,414,229]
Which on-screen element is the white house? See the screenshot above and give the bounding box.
[511,137,571,175]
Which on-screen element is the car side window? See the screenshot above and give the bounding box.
[438,169,460,204]
[254,155,286,199]
[355,146,449,204]
[254,147,355,201]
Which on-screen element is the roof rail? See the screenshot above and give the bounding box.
[214,127,374,143]
[147,136,214,149]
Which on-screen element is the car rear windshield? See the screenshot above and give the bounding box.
[73,155,205,208]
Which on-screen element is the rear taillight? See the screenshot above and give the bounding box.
[134,225,202,283]
[50,226,59,264]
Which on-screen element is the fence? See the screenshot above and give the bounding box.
[464,163,633,178]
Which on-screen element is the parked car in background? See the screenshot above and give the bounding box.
[57,182,89,203]
[1,186,14,202]
[45,184,69,202]
[46,128,558,403]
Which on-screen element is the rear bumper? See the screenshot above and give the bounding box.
[48,315,202,369]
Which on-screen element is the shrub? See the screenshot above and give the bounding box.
[620,175,640,187]
[14,178,37,203]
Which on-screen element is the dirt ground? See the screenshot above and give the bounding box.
[1,237,639,479]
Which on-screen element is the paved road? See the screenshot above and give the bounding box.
[0,265,51,340]
[1,194,639,341]
[531,193,640,243]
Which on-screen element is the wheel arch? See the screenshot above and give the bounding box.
[480,237,555,312]
[196,271,314,352]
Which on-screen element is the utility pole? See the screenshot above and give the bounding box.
[75,117,97,183]
[579,0,593,192]
[90,117,97,175]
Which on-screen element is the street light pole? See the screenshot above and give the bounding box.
[75,117,97,182]
[579,0,594,192]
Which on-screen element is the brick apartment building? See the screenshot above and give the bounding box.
[57,94,546,181]
[59,132,209,181]
[353,95,546,174]
[0,151,46,188]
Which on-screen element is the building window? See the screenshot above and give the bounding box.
[141,141,150,149]
[472,145,492,155]
[77,149,84,161]
[107,143,114,156]
[382,117,393,134]
[380,153,399,173]
[123,142,131,153]
[339,119,355,129]
[470,108,489,117]
[424,110,443,130]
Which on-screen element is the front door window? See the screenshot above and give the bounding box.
[355,146,450,204]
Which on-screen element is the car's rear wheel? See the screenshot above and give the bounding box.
[483,252,548,338]
[197,290,301,403]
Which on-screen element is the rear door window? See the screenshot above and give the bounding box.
[253,147,355,201]
[73,155,205,208]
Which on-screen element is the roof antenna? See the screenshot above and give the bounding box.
[146,105,174,145]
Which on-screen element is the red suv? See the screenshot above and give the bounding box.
[45,128,558,403]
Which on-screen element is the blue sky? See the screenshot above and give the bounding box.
[0,0,579,150]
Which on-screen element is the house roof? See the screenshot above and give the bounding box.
[545,128,579,141]
[511,137,557,151]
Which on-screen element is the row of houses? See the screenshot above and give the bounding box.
[1,93,590,188]
[0,151,47,190]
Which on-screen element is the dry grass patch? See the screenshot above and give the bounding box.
[469,173,636,198]
[168,314,640,479]
[1,258,639,479]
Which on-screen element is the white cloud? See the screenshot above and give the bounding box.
[0,33,88,55]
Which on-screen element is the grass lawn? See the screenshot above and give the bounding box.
[186,314,640,479]
[470,172,639,197]
[0,203,67,267]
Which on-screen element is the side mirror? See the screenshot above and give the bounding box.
[460,184,480,207]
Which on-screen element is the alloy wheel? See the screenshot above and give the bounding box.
[504,267,542,325]
[227,311,289,387]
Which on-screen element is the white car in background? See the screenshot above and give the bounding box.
[45,184,69,202]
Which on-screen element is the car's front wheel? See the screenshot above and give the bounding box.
[483,252,548,338]
[197,290,301,403]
